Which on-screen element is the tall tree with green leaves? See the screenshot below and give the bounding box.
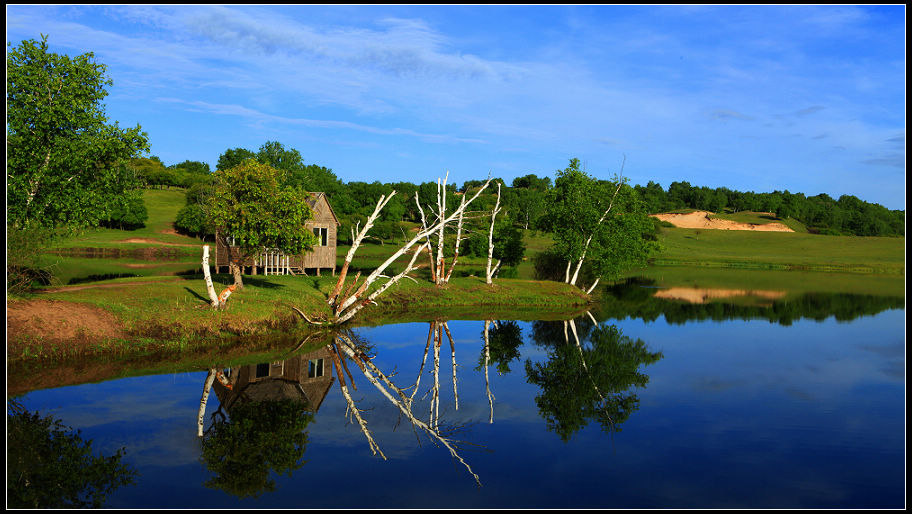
[6,35,149,230]
[208,159,319,288]
[539,158,656,293]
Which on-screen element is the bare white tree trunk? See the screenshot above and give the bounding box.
[430,323,441,429]
[486,182,503,285]
[330,192,397,307]
[197,369,217,437]
[483,320,495,423]
[410,323,436,404]
[201,246,220,309]
[330,344,387,459]
[585,277,602,295]
[443,322,459,411]
[443,194,467,284]
[434,172,449,285]
[329,176,493,324]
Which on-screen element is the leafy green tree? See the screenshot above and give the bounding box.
[506,176,550,229]
[200,399,313,499]
[525,321,663,441]
[7,400,137,508]
[7,35,149,230]
[169,159,211,175]
[539,158,656,291]
[217,147,257,172]
[208,159,319,288]
[491,222,526,273]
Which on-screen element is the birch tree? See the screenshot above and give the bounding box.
[539,157,656,294]
[322,175,492,325]
[7,35,149,231]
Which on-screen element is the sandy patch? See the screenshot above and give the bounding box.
[653,287,787,304]
[117,237,198,246]
[7,299,127,346]
[651,211,793,232]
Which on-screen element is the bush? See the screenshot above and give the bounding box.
[174,204,209,238]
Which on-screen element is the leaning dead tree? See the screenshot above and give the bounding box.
[319,175,493,325]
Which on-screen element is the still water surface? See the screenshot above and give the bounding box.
[8,295,906,509]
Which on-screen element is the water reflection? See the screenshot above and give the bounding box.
[527,317,663,441]
[196,316,663,487]
[597,277,905,325]
[7,399,137,508]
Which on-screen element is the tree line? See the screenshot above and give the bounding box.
[635,181,905,237]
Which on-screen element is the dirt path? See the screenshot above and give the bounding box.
[651,211,793,232]
[7,299,127,348]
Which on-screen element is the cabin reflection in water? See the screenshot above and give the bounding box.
[213,346,335,413]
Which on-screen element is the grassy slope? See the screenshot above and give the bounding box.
[652,227,904,273]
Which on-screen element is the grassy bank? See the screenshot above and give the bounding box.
[12,188,904,367]
[7,273,591,363]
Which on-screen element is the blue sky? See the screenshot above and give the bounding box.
[6,5,906,209]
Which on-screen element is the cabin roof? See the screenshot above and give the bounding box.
[306,192,341,226]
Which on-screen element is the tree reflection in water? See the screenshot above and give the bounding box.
[7,400,137,508]
[195,316,662,488]
[526,317,664,442]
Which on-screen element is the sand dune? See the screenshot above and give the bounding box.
[651,211,793,232]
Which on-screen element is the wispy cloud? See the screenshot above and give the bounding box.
[158,98,488,144]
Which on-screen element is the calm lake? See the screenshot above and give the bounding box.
[8,287,906,509]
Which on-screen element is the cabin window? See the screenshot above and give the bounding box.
[313,227,328,246]
[308,358,324,378]
[255,363,270,378]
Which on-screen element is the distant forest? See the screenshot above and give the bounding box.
[633,180,905,237]
[131,146,904,239]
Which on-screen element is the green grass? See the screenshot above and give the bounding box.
[624,265,905,297]
[51,189,202,248]
[651,226,904,274]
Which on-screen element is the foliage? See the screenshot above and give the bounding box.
[174,181,217,238]
[174,203,209,238]
[476,320,524,374]
[200,399,313,498]
[633,181,905,237]
[7,35,149,230]
[7,225,59,292]
[99,184,148,230]
[7,400,137,508]
[539,158,657,285]
[525,321,663,441]
[208,159,319,285]
[168,159,210,175]
[216,148,256,172]
[491,222,526,269]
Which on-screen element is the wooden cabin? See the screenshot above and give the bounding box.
[214,192,340,276]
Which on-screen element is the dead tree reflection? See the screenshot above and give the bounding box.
[333,326,483,485]
[196,321,510,486]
